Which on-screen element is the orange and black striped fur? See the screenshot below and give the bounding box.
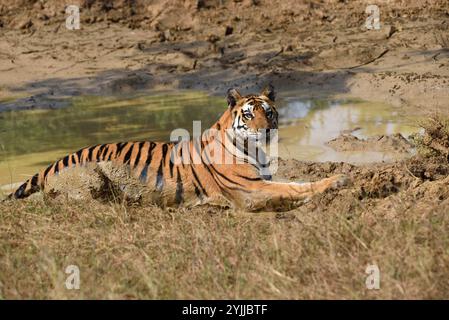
[7,86,347,211]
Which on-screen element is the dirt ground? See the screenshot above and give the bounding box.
[1,0,449,299]
[0,0,448,112]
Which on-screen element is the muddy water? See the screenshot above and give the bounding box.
[0,92,224,189]
[277,98,419,163]
[0,92,419,189]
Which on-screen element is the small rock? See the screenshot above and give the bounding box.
[197,0,222,9]
[164,29,173,40]
[384,25,397,39]
[38,13,49,21]
[135,42,145,51]
[18,18,33,30]
[207,34,220,43]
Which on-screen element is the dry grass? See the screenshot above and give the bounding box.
[1,193,448,299]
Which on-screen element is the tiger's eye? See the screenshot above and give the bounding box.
[243,112,253,119]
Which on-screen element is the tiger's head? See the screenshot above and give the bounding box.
[226,85,279,141]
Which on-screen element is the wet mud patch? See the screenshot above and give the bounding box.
[277,153,449,216]
[326,133,414,154]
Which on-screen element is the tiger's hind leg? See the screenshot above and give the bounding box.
[92,161,148,204]
[43,161,144,204]
[239,174,349,211]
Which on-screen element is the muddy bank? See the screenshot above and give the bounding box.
[276,154,449,217]
[326,133,414,153]
[0,0,448,113]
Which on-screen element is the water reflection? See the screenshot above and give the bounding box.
[0,93,419,188]
[277,98,419,163]
[0,91,225,186]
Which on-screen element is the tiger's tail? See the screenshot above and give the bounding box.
[6,173,41,200]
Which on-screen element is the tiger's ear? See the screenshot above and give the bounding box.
[227,88,242,109]
[261,84,276,102]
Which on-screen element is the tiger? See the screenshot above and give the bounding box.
[6,85,348,211]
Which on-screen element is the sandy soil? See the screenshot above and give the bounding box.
[0,0,448,113]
